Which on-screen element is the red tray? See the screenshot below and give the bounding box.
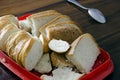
[0,48,114,80]
[0,14,114,80]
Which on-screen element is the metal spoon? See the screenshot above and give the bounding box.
[67,0,106,23]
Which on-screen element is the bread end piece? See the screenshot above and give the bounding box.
[66,33,100,73]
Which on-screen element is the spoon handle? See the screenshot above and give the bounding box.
[67,0,88,10]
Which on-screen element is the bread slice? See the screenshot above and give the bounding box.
[27,10,61,37]
[40,67,85,80]
[39,34,50,53]
[48,39,70,53]
[34,53,52,73]
[0,24,19,51]
[51,52,74,68]
[46,21,82,43]
[19,37,43,71]
[66,33,100,73]
[0,15,18,26]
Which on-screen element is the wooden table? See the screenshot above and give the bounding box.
[0,0,120,80]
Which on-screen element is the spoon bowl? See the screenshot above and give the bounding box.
[67,0,106,23]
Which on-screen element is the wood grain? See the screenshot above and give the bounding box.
[0,0,63,16]
[0,0,120,80]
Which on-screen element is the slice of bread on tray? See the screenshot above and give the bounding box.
[66,33,100,73]
[34,53,52,73]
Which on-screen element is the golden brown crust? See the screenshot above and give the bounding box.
[51,52,74,68]
[46,21,82,43]
[20,38,34,67]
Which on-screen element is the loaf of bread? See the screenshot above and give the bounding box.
[66,33,100,73]
[4,30,43,71]
[0,14,43,71]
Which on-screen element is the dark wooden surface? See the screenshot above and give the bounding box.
[0,0,120,80]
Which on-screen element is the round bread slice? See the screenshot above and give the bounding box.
[19,37,43,71]
[66,33,100,73]
[48,39,70,53]
[45,21,82,44]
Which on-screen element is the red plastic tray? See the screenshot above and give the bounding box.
[0,48,114,80]
[0,14,114,80]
